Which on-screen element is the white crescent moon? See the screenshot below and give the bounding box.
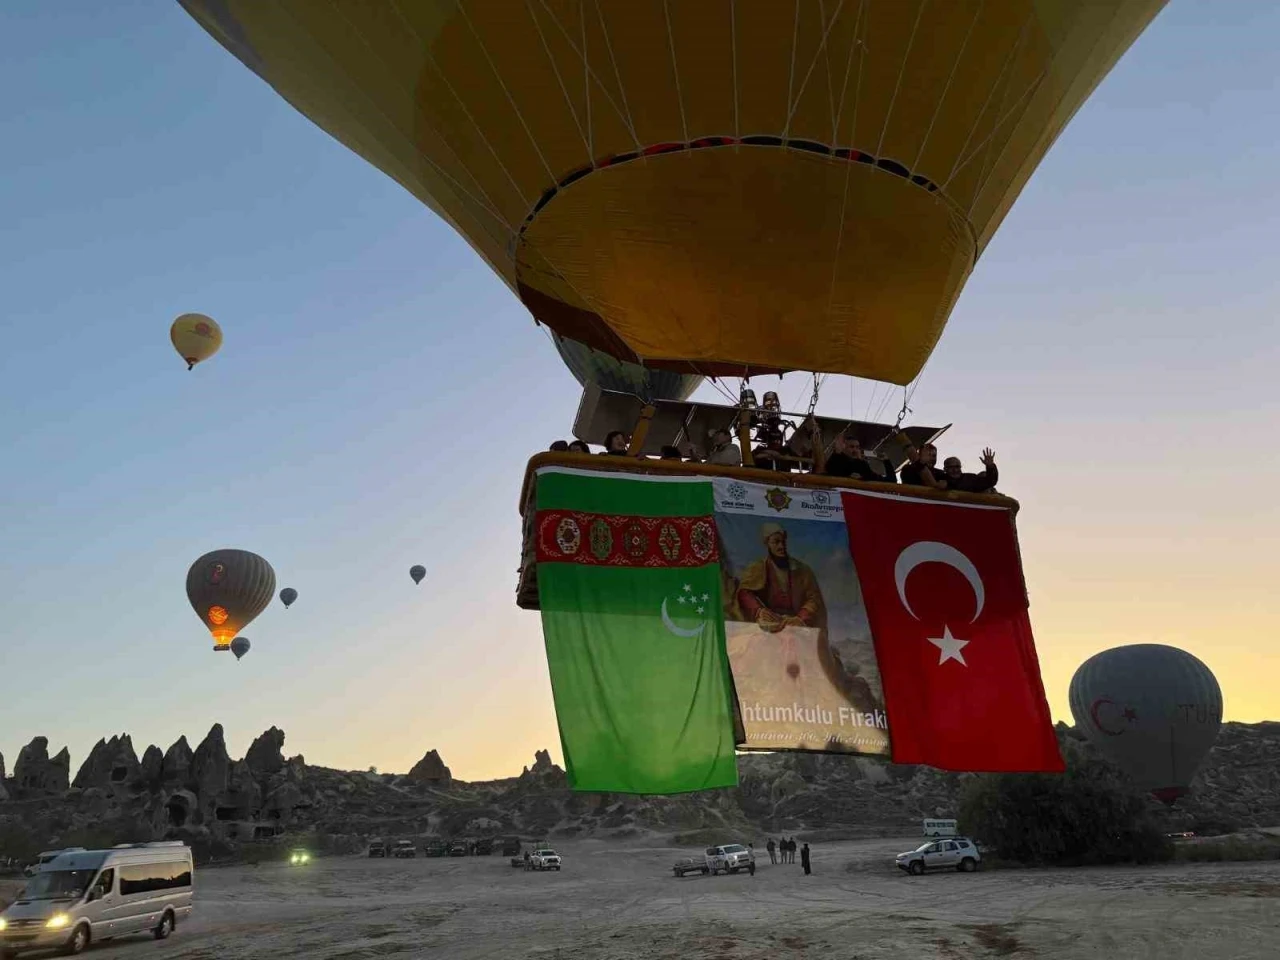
[893,541,985,623]
[661,598,706,638]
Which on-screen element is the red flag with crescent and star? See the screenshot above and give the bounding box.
[841,491,1063,772]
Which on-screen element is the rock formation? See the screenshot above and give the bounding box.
[72,734,141,790]
[0,752,7,801]
[162,736,193,787]
[407,749,452,784]
[245,727,286,779]
[13,737,70,795]
[138,745,164,787]
[191,724,232,802]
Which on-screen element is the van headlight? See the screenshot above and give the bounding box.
[47,914,70,930]
[0,917,8,932]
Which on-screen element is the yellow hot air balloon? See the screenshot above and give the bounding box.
[179,0,1164,384]
[170,313,222,370]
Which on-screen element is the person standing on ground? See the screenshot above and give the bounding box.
[766,838,777,864]
[801,843,811,875]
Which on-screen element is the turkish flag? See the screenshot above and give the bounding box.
[841,491,1063,772]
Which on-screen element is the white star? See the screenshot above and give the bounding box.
[927,625,969,666]
[695,606,705,615]
[677,595,687,604]
[683,584,692,592]
[701,593,710,602]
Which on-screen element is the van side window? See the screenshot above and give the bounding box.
[120,861,192,896]
[93,869,114,896]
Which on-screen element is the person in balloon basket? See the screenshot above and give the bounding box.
[824,432,897,483]
[941,449,998,493]
[602,430,631,456]
[899,443,946,489]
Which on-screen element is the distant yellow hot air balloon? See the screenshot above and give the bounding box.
[170,313,222,370]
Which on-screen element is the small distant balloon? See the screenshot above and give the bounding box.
[280,587,298,608]
[409,565,426,585]
[170,313,223,370]
[230,636,251,661]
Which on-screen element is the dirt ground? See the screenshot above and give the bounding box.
[13,838,1280,959]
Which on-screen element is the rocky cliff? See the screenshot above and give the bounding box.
[0,722,1275,860]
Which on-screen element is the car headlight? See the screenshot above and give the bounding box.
[0,917,8,932]
[47,914,70,930]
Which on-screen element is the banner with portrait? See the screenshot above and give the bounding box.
[713,478,890,755]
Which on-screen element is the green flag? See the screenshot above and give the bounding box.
[535,468,738,794]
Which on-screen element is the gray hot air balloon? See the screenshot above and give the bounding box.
[409,565,426,585]
[185,549,276,652]
[1069,644,1223,804]
[230,636,251,661]
[279,587,298,608]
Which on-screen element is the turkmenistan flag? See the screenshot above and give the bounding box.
[535,467,738,794]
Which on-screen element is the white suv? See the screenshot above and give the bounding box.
[896,837,981,875]
[528,849,561,871]
[705,844,755,875]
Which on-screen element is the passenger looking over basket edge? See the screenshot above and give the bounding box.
[603,431,630,456]
[942,449,999,493]
[900,443,945,489]
[824,432,897,483]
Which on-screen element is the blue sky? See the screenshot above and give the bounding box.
[1,2,1276,779]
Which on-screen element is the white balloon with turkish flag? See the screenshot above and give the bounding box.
[841,491,1063,773]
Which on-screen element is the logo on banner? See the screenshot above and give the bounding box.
[800,489,840,519]
[765,487,792,512]
[726,481,748,500]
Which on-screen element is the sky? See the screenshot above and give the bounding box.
[1,2,1276,781]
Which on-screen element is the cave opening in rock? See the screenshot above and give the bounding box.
[166,796,190,828]
[111,767,128,782]
[214,806,239,822]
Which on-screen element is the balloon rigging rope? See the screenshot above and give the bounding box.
[910,0,984,175]
[525,0,592,164]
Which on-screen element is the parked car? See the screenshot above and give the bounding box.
[423,840,448,858]
[448,841,468,857]
[391,840,417,859]
[704,844,755,875]
[895,837,981,875]
[473,838,494,856]
[527,849,561,871]
[672,856,709,878]
[501,837,522,858]
[367,841,387,858]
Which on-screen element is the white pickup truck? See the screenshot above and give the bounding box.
[528,848,562,871]
[704,844,755,875]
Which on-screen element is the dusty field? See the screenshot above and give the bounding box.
[15,838,1280,959]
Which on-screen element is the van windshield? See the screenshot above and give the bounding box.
[20,869,95,901]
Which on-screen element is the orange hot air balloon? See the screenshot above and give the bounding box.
[179,1,1165,385]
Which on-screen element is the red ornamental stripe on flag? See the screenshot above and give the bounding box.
[840,491,1064,773]
[536,510,720,568]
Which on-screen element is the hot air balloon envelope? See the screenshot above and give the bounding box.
[170,313,222,370]
[186,549,276,650]
[279,587,298,608]
[230,636,251,660]
[179,0,1165,384]
[1069,644,1222,803]
[409,565,426,585]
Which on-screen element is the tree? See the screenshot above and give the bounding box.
[959,736,1172,866]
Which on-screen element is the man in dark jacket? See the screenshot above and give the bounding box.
[766,838,777,864]
[824,433,896,483]
[899,443,945,489]
[942,448,999,493]
[800,843,811,875]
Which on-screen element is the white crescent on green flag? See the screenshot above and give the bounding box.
[534,468,738,794]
